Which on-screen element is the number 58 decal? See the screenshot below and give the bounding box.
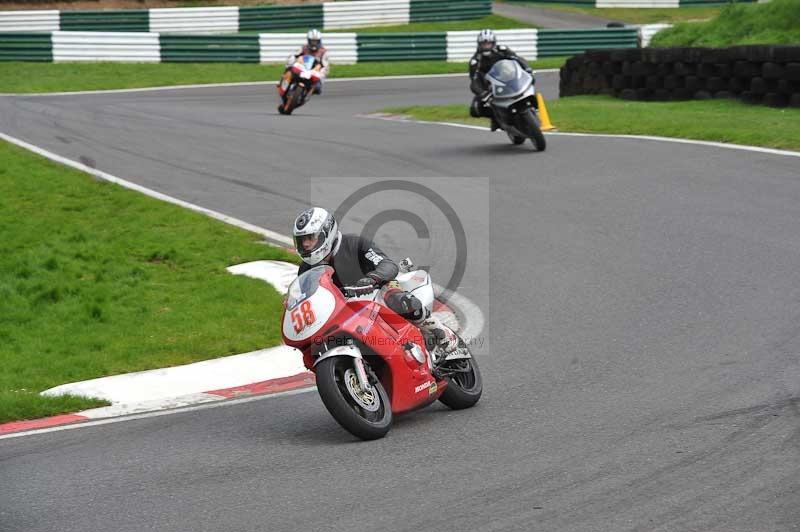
[291,301,316,333]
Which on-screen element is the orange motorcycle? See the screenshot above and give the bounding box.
[277,54,322,115]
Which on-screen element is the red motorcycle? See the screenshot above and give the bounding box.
[277,54,322,115]
[281,262,482,440]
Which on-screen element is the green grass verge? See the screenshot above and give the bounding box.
[651,0,800,46]
[501,1,723,24]
[380,96,800,151]
[238,14,532,34]
[0,140,298,423]
[0,57,567,94]
[328,14,534,33]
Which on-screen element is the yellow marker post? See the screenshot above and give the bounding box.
[536,93,556,131]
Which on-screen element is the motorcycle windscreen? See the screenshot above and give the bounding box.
[302,54,316,71]
[486,59,531,99]
[286,265,330,309]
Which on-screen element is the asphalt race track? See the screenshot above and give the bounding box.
[1,73,799,532]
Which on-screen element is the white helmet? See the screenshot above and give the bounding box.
[293,207,340,266]
[307,28,322,52]
[477,29,496,57]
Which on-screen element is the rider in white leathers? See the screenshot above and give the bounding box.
[285,29,330,95]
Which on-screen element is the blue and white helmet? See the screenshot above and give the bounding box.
[477,29,496,56]
[293,207,340,266]
[307,28,322,51]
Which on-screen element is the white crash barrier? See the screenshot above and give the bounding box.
[0,10,59,32]
[323,0,410,29]
[260,32,357,65]
[149,7,238,34]
[447,29,538,63]
[52,31,160,62]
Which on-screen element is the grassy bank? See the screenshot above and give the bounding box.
[651,0,800,47]
[240,14,532,34]
[328,14,534,33]
[0,140,297,423]
[380,96,800,151]
[0,57,568,94]
[501,1,723,24]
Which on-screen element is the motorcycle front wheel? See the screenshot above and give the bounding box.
[315,356,392,440]
[507,132,526,145]
[280,85,304,115]
[438,336,483,410]
[519,110,547,152]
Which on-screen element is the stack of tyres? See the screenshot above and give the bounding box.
[559,45,800,108]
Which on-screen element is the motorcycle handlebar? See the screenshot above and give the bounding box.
[342,286,378,298]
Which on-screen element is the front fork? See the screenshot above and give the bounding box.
[314,344,373,391]
[353,357,372,392]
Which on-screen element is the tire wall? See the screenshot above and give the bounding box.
[559,46,800,108]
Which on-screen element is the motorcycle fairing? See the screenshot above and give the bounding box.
[486,59,535,103]
[281,267,448,413]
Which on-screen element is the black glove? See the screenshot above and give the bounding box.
[356,276,376,287]
[348,277,377,296]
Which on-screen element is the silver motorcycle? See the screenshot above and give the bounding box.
[482,59,546,151]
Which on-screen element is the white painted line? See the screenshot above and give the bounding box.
[547,131,800,158]
[0,73,467,96]
[0,73,466,97]
[0,386,315,441]
[0,69,560,97]
[364,115,800,159]
[0,131,293,246]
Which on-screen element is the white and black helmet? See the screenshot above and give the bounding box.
[477,29,496,56]
[307,28,322,51]
[293,207,340,266]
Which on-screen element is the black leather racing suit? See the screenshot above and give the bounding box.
[297,234,426,322]
[469,45,534,120]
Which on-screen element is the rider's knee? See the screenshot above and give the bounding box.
[384,289,426,322]
[469,99,482,118]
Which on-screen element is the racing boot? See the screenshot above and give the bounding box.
[415,313,459,359]
[490,116,500,132]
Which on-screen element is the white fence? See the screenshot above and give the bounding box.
[323,0,410,30]
[149,7,238,34]
[259,32,358,64]
[447,29,538,62]
[52,31,160,62]
[0,10,60,32]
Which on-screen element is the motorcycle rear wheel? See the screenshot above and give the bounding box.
[438,336,483,410]
[316,356,392,440]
